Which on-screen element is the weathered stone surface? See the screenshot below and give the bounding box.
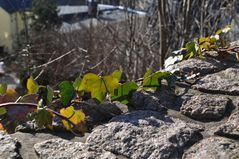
[194,68,239,95]
[168,57,223,75]
[11,131,90,159]
[86,111,202,159]
[34,138,118,159]
[215,111,239,139]
[180,94,230,121]
[130,86,175,111]
[72,100,129,129]
[183,137,239,159]
[0,131,20,159]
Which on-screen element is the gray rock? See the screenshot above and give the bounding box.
[180,94,230,121]
[169,57,223,75]
[215,111,239,139]
[183,137,239,159]
[86,111,202,159]
[11,131,90,159]
[34,138,118,159]
[0,131,21,159]
[130,86,175,111]
[194,68,239,95]
[72,101,129,129]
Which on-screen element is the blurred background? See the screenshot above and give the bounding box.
[0,0,238,88]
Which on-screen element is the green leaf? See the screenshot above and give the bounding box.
[102,75,120,94]
[46,86,53,104]
[73,78,81,90]
[186,41,197,56]
[0,107,7,116]
[0,83,7,95]
[79,73,120,102]
[38,86,54,105]
[35,107,53,128]
[27,76,39,94]
[59,81,75,106]
[60,106,85,131]
[111,82,138,104]
[79,73,104,102]
[143,71,172,91]
[143,68,153,80]
[112,70,122,82]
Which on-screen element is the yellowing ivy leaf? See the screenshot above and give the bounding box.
[111,70,122,82]
[79,73,120,102]
[102,75,120,94]
[27,76,39,94]
[60,106,85,131]
[216,25,231,35]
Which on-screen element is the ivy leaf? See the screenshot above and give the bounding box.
[102,75,120,94]
[185,41,198,59]
[35,107,53,128]
[27,76,39,94]
[46,86,54,104]
[0,83,7,95]
[0,107,7,116]
[112,70,122,82]
[73,78,81,90]
[79,73,120,102]
[59,81,75,106]
[79,73,104,101]
[143,68,153,80]
[38,86,54,105]
[216,25,231,35]
[111,82,138,104]
[60,106,85,131]
[143,71,172,91]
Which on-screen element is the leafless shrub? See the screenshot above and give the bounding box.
[12,0,238,85]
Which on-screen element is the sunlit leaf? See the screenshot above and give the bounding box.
[27,76,39,94]
[185,41,197,59]
[143,71,172,91]
[73,78,81,90]
[60,106,85,131]
[59,81,75,106]
[0,107,7,116]
[102,75,120,94]
[112,70,122,82]
[143,68,153,79]
[79,73,120,102]
[0,83,7,95]
[216,25,231,35]
[112,82,138,104]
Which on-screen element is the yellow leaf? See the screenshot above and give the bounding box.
[27,76,39,94]
[102,75,120,94]
[60,106,85,131]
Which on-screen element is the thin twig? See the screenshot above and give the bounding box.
[90,47,117,69]
[30,48,87,70]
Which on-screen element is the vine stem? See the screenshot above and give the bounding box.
[0,102,82,135]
